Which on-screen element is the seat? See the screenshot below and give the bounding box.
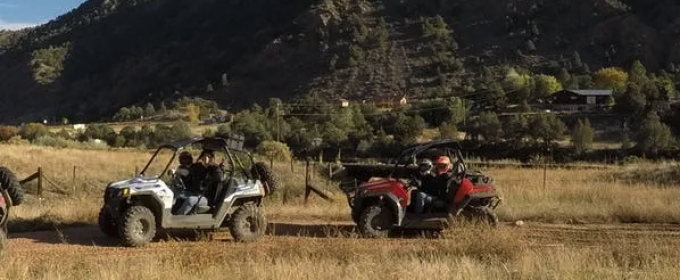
[195,205,212,214]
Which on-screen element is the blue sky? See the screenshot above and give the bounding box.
[0,0,87,30]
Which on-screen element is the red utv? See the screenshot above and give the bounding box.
[343,140,502,238]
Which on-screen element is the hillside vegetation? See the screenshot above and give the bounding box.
[2,0,680,123]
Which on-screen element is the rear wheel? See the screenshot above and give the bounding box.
[464,206,499,228]
[357,204,394,238]
[230,204,266,242]
[119,206,156,247]
[98,207,118,238]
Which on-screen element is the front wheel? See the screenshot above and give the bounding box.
[229,204,267,242]
[357,204,394,238]
[119,206,157,247]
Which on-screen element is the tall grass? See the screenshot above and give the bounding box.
[3,228,680,280]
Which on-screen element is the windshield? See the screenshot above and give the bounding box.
[140,148,176,179]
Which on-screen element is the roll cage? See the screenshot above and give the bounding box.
[139,135,254,180]
[389,139,466,178]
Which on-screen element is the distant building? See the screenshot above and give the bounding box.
[549,89,612,112]
[335,98,350,108]
[73,124,86,131]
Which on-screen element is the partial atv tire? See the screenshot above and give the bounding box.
[230,204,266,242]
[465,206,499,228]
[358,204,394,238]
[119,206,156,247]
[0,166,25,206]
[251,162,278,196]
[0,229,6,254]
[98,207,118,238]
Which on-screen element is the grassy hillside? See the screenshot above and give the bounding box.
[1,0,680,123]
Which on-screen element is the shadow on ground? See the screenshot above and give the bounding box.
[266,222,443,239]
[8,221,443,248]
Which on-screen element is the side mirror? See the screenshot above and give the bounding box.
[167,169,176,177]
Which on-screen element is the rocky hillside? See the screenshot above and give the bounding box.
[1,0,679,123]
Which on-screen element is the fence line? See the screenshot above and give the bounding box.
[14,158,628,203]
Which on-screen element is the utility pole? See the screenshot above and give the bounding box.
[276,102,281,142]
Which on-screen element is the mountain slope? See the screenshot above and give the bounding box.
[0,0,679,123]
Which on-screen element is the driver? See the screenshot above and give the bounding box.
[411,155,454,214]
[175,150,215,215]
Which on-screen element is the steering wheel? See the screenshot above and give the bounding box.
[407,173,422,189]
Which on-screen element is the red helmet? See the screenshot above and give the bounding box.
[434,156,451,174]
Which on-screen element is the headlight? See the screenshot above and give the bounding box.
[119,188,130,197]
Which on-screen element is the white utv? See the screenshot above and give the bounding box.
[98,136,278,247]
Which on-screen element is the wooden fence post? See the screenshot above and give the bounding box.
[73,165,77,195]
[37,166,43,199]
[311,161,316,180]
[305,157,311,204]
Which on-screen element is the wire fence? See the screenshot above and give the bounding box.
[18,158,625,203]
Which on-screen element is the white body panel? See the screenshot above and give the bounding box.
[223,179,265,203]
[108,176,175,209]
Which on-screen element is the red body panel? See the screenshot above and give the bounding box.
[358,178,408,207]
[453,179,496,203]
[470,185,495,194]
[453,178,474,203]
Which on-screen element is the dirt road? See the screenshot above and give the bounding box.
[6,221,680,258]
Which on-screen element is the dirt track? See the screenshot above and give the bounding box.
[6,221,680,258]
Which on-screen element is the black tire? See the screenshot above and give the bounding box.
[464,206,499,228]
[0,229,6,254]
[423,229,443,239]
[251,162,278,196]
[351,209,361,225]
[229,204,266,242]
[357,204,394,238]
[0,166,25,206]
[483,207,500,228]
[119,206,156,247]
[98,207,118,238]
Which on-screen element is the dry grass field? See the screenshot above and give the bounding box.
[1,143,680,279]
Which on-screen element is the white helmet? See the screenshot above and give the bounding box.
[418,158,433,175]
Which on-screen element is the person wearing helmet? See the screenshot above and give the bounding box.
[418,158,434,177]
[171,151,194,214]
[411,155,454,214]
[176,151,193,184]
